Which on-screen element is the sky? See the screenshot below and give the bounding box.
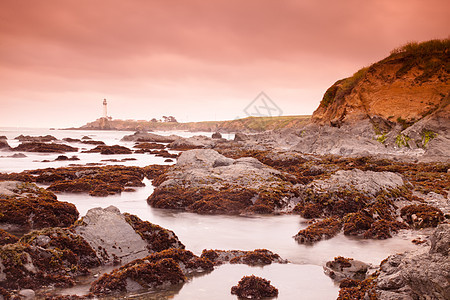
[0,0,449,128]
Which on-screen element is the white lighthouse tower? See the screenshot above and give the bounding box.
[103,98,108,118]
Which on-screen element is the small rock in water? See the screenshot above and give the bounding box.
[18,289,35,299]
[231,275,278,299]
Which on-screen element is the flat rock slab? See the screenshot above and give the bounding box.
[74,206,150,265]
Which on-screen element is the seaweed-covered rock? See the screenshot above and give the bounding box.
[323,256,369,283]
[90,258,185,295]
[0,227,100,290]
[0,229,18,246]
[294,217,342,244]
[73,206,184,265]
[400,204,444,228]
[82,145,132,154]
[13,142,78,153]
[148,149,297,214]
[90,248,212,296]
[15,135,57,142]
[231,275,278,299]
[134,142,166,149]
[0,181,79,231]
[200,249,287,266]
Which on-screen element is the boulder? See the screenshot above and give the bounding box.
[121,131,180,143]
[323,256,369,283]
[308,169,405,197]
[168,135,216,150]
[212,132,222,139]
[200,249,287,266]
[231,275,278,299]
[90,248,212,296]
[73,206,184,265]
[0,181,79,231]
[148,149,297,214]
[13,142,78,153]
[14,135,57,142]
[374,224,450,299]
[0,139,10,150]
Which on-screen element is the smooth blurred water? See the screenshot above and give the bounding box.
[0,128,419,299]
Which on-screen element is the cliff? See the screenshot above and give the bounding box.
[312,39,449,129]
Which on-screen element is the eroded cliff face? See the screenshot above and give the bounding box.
[312,40,450,129]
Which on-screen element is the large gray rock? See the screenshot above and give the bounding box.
[375,224,450,300]
[308,169,405,196]
[73,206,151,265]
[168,135,220,149]
[323,257,369,283]
[159,149,288,190]
[121,131,181,143]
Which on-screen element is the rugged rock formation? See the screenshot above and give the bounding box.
[0,138,10,150]
[90,249,212,296]
[15,135,57,142]
[82,145,132,154]
[168,135,220,150]
[312,39,449,127]
[13,142,78,153]
[73,206,184,265]
[231,275,279,299]
[336,224,450,299]
[375,224,450,299]
[148,149,298,214]
[0,227,100,290]
[121,131,180,143]
[0,181,79,231]
[200,249,287,266]
[323,256,369,283]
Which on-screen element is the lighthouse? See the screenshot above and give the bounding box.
[103,99,108,118]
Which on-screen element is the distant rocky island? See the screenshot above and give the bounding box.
[73,115,311,133]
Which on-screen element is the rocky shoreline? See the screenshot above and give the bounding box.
[0,127,449,298]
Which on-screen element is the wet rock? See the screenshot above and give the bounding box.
[81,136,92,140]
[81,140,105,145]
[0,227,100,290]
[31,165,146,196]
[82,145,132,154]
[63,138,81,143]
[121,131,180,143]
[8,153,26,158]
[400,204,444,228]
[0,140,10,150]
[73,206,184,265]
[212,132,222,139]
[55,155,80,161]
[13,142,78,153]
[374,224,450,299]
[90,257,185,296]
[323,256,369,283]
[294,217,342,244]
[200,249,287,266]
[231,275,278,299]
[148,149,297,214]
[0,181,79,231]
[234,132,248,142]
[133,142,166,149]
[0,229,18,246]
[18,289,35,299]
[15,135,57,142]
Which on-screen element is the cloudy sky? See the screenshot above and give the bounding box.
[0,0,448,128]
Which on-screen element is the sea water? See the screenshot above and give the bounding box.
[0,128,419,299]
